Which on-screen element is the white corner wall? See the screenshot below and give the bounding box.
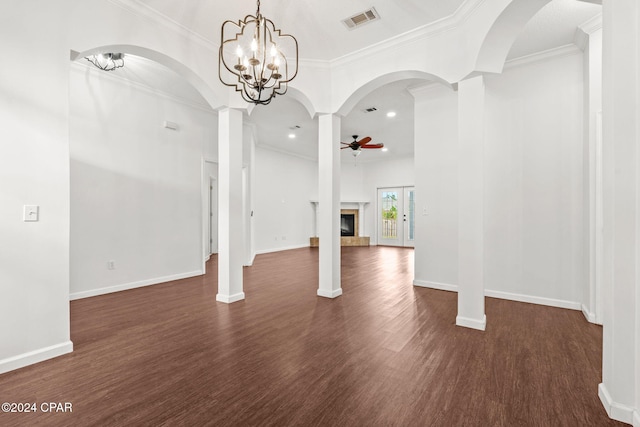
[0,1,74,374]
[414,51,586,309]
[484,52,585,307]
[413,84,460,290]
[254,148,318,253]
[69,63,216,299]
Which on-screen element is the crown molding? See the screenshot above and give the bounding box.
[255,142,317,163]
[574,13,602,51]
[71,60,215,114]
[106,0,485,69]
[331,0,486,67]
[504,44,582,71]
[107,0,218,52]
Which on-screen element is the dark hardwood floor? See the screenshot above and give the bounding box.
[0,246,623,426]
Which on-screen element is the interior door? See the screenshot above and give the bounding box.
[377,187,415,247]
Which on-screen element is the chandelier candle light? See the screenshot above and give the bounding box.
[219,0,298,105]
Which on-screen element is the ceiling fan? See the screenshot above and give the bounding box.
[340,135,384,154]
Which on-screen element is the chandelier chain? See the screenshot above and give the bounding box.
[256,0,261,16]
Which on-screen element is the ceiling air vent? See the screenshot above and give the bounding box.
[363,107,378,113]
[342,7,380,30]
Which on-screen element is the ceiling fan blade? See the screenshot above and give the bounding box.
[357,136,372,146]
[340,146,351,149]
[361,143,384,149]
[340,142,350,145]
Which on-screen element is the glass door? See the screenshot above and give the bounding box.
[377,187,415,247]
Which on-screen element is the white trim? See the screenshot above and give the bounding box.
[504,44,582,71]
[456,314,486,331]
[255,244,311,255]
[484,290,582,311]
[216,292,246,304]
[317,288,343,299]
[413,280,458,293]
[107,0,217,52]
[598,383,636,424]
[255,142,316,162]
[331,0,485,66]
[413,281,583,312]
[581,304,597,324]
[69,270,203,300]
[634,411,640,427]
[0,341,73,375]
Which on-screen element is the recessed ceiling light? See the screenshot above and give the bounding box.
[382,147,388,152]
[386,111,396,118]
[288,133,296,139]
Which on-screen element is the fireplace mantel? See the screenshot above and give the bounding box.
[309,200,370,247]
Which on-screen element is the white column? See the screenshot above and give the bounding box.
[577,17,603,325]
[358,202,366,237]
[217,108,245,303]
[317,114,342,298]
[456,75,486,331]
[599,0,639,424]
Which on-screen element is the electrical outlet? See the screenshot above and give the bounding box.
[23,205,39,222]
[107,260,115,270]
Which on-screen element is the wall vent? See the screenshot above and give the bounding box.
[342,8,380,30]
[363,107,378,113]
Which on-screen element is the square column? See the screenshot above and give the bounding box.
[217,108,245,303]
[317,114,342,298]
[456,75,486,331]
[599,0,639,424]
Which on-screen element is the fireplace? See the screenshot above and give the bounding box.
[341,213,355,236]
[309,202,370,247]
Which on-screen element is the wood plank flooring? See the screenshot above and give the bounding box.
[0,246,624,426]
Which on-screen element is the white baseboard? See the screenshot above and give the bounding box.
[255,244,310,255]
[484,289,582,311]
[599,383,635,425]
[634,410,640,427]
[317,288,343,299]
[216,292,245,304]
[456,314,487,331]
[581,304,598,324]
[413,280,458,292]
[69,270,203,300]
[413,280,583,312]
[0,341,73,375]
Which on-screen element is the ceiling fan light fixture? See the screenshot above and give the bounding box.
[219,0,299,105]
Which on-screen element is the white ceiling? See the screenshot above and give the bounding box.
[100,0,602,163]
[136,0,466,62]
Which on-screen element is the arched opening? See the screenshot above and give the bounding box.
[69,46,224,299]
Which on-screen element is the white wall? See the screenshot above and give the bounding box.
[254,148,318,253]
[69,63,217,299]
[0,0,73,374]
[413,51,586,308]
[484,52,585,305]
[413,84,460,289]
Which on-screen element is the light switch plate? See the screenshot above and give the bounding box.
[23,205,39,222]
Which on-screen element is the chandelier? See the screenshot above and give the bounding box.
[219,0,298,105]
[85,53,125,71]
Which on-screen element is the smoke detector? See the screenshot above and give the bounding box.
[342,8,380,30]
